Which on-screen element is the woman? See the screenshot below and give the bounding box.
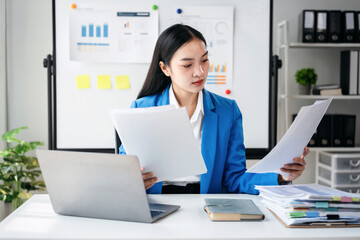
[120,24,308,194]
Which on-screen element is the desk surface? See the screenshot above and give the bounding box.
[0,194,359,240]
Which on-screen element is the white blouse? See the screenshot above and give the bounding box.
[163,84,204,186]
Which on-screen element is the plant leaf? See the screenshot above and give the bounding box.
[1,126,28,142]
[29,141,44,150]
[18,191,32,200]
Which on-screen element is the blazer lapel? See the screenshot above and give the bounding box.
[200,89,218,193]
[156,85,170,106]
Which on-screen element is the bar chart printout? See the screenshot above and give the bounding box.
[70,4,159,63]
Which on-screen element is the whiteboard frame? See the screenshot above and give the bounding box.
[49,0,277,159]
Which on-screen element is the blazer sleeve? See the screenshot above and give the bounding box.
[222,101,279,195]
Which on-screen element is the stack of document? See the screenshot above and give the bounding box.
[256,184,360,227]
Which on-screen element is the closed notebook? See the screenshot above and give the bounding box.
[204,198,265,221]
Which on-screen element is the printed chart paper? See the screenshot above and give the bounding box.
[173,6,234,96]
[70,3,158,63]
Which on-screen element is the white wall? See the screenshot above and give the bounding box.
[0,0,6,150]
[0,0,8,222]
[5,0,52,147]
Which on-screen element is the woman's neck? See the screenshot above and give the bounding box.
[172,85,199,118]
[172,85,198,106]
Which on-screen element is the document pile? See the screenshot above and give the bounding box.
[256,184,360,227]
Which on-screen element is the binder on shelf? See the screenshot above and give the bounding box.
[294,114,356,148]
[308,132,318,147]
[315,11,328,43]
[328,11,342,43]
[331,114,343,147]
[343,11,356,42]
[317,115,331,147]
[340,50,358,95]
[301,10,316,43]
[358,48,360,94]
[356,11,360,43]
[343,115,356,147]
[292,114,318,147]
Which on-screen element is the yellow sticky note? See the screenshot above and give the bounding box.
[97,75,112,89]
[115,75,130,89]
[76,75,90,89]
[332,196,341,202]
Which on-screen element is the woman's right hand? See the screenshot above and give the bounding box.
[141,167,157,190]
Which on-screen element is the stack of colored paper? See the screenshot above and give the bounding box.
[255,184,360,227]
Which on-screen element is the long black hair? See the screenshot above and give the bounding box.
[137,24,207,99]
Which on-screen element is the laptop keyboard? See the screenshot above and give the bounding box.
[150,210,164,218]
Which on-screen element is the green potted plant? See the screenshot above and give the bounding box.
[0,126,45,210]
[295,68,317,95]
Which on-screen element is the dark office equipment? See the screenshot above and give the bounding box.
[356,11,360,43]
[293,114,318,147]
[343,11,356,42]
[317,115,332,147]
[328,11,342,43]
[307,131,318,147]
[301,10,316,43]
[330,115,343,147]
[315,11,328,42]
[343,115,356,147]
[340,50,359,95]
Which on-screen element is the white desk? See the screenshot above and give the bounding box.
[0,194,359,240]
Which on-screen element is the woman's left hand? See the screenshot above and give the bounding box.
[280,147,310,181]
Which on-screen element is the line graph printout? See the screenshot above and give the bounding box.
[173,6,234,96]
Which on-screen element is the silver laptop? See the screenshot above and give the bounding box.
[36,150,180,223]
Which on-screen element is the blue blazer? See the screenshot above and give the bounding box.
[120,85,279,194]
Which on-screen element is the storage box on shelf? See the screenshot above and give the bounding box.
[316,151,360,193]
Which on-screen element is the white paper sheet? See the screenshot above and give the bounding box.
[247,99,332,177]
[256,183,360,200]
[109,106,207,182]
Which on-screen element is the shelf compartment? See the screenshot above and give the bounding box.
[289,43,360,49]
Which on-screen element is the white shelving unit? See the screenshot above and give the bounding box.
[277,21,360,189]
[277,20,360,130]
[316,152,360,193]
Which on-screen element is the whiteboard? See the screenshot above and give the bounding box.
[54,0,275,157]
